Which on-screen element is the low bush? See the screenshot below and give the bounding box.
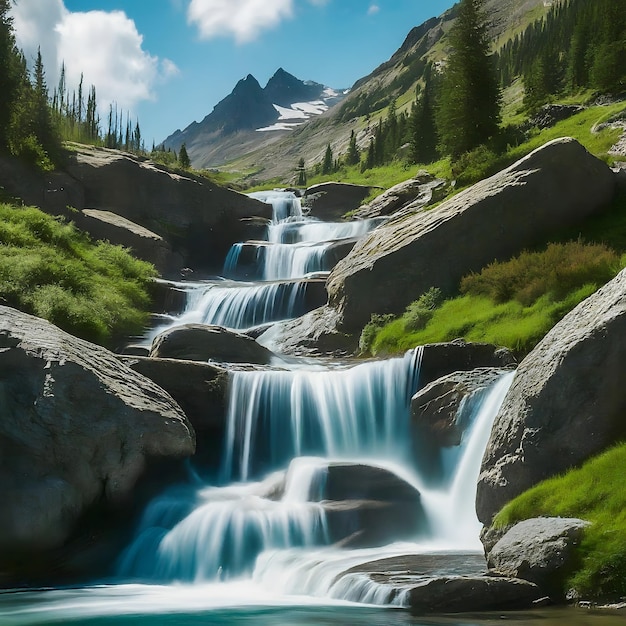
[0,203,156,346]
[460,241,621,306]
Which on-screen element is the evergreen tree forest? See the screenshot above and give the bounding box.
[0,1,146,170]
[496,0,626,111]
[334,0,625,174]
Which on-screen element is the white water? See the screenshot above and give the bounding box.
[223,190,384,281]
[3,191,519,623]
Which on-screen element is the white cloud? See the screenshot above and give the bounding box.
[188,0,294,43]
[368,4,380,15]
[10,0,178,114]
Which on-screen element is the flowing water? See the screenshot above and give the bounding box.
[5,191,617,625]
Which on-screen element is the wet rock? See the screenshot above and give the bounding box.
[411,368,509,447]
[406,574,542,613]
[149,323,277,365]
[321,462,425,548]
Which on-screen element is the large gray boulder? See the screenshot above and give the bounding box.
[303,182,377,220]
[65,145,271,273]
[0,306,194,566]
[327,138,616,333]
[477,268,626,524]
[149,323,277,365]
[486,517,590,597]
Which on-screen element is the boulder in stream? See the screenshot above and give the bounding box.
[486,517,590,598]
[0,305,194,581]
[149,323,278,364]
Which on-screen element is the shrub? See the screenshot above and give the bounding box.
[359,313,395,354]
[403,287,443,331]
[460,241,621,306]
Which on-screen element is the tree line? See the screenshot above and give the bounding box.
[310,0,625,179]
[0,0,147,169]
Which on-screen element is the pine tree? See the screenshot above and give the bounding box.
[296,157,307,186]
[346,130,360,166]
[321,143,333,175]
[179,142,191,169]
[409,82,438,164]
[436,0,501,158]
[0,0,21,151]
[32,47,58,155]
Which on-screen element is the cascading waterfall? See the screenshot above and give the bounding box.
[49,189,521,624]
[221,348,423,482]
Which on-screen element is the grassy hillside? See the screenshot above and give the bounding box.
[0,202,156,346]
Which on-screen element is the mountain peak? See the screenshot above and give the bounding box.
[264,67,325,107]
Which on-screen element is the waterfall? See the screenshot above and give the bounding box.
[221,348,423,482]
[112,190,517,615]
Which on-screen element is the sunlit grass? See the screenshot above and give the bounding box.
[494,443,626,599]
[0,203,156,346]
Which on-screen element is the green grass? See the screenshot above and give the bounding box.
[494,443,626,599]
[370,286,599,357]
[0,203,156,346]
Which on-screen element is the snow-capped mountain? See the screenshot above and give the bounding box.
[162,68,346,168]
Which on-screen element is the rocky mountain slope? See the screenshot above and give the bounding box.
[163,0,552,183]
[162,68,346,170]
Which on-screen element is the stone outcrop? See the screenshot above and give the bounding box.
[312,462,425,548]
[352,171,447,220]
[64,145,271,273]
[75,209,183,274]
[486,517,590,597]
[411,368,509,447]
[327,138,616,333]
[149,323,277,365]
[0,306,194,571]
[405,574,542,613]
[303,182,377,221]
[477,268,626,524]
[121,355,229,469]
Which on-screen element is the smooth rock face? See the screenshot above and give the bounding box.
[327,138,616,332]
[121,356,229,470]
[320,462,425,548]
[487,517,590,595]
[477,268,626,524]
[303,182,376,221]
[149,323,276,364]
[65,146,271,273]
[406,574,542,613]
[411,368,508,447]
[76,209,183,274]
[0,306,194,559]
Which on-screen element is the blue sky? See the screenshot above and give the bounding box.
[11,0,456,146]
